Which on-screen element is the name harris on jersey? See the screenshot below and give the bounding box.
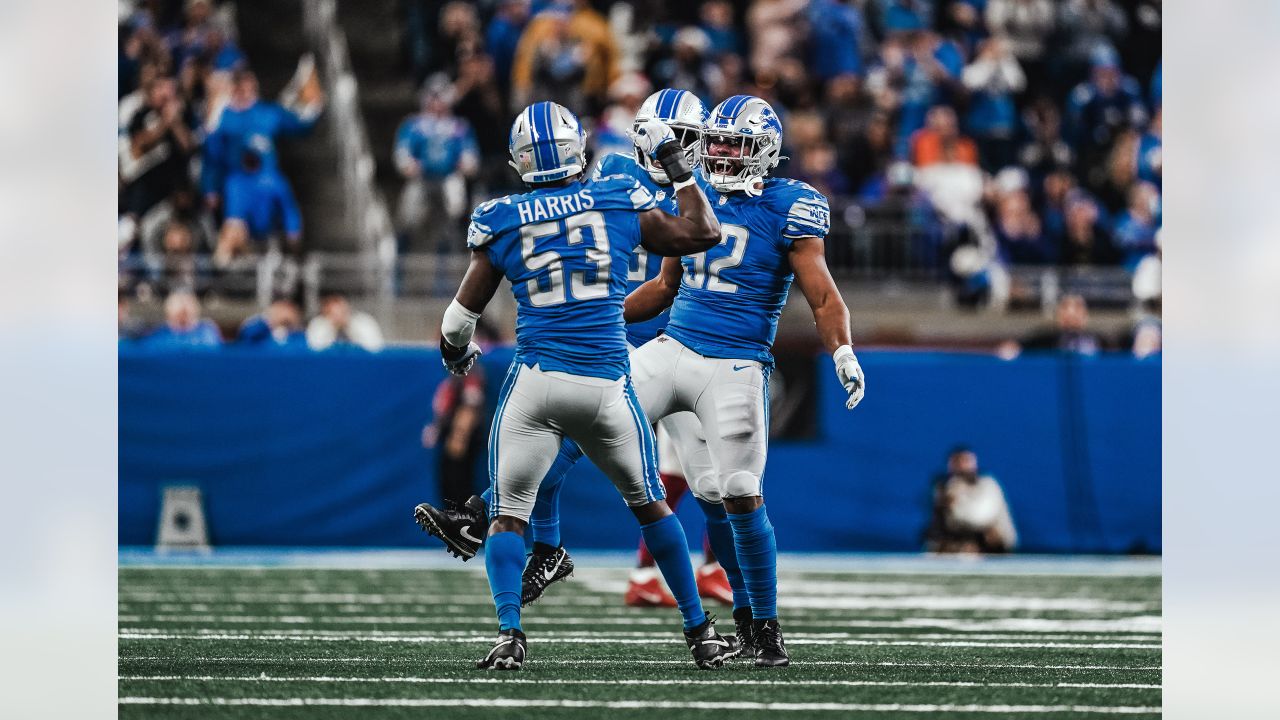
[514,189,597,225]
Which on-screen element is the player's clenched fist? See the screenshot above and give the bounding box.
[626,119,677,161]
[833,345,865,410]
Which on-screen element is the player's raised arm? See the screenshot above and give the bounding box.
[440,249,502,376]
[790,236,866,410]
[629,120,720,256]
[624,255,683,323]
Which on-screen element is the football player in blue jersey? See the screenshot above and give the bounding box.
[414,90,737,611]
[625,95,869,667]
[424,100,735,670]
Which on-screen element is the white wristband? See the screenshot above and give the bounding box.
[672,176,696,192]
[833,345,855,365]
[441,298,481,348]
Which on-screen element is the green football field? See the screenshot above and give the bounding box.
[118,553,1161,718]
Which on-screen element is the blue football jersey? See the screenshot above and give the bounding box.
[665,178,831,365]
[468,174,658,380]
[591,152,675,347]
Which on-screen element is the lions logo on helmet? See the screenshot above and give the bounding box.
[701,95,784,193]
[633,89,708,184]
[509,101,587,184]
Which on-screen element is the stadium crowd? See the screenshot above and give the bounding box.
[394,0,1161,298]
[117,0,324,317]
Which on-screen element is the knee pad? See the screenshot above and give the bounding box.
[689,470,722,504]
[721,470,762,500]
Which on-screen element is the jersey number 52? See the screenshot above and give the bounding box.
[686,224,749,293]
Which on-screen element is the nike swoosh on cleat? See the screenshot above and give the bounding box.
[459,525,483,544]
[542,554,564,582]
[702,638,731,648]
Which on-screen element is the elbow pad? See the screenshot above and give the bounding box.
[441,299,480,348]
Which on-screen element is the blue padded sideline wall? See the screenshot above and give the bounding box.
[119,346,1160,553]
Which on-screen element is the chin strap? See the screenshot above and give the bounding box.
[740,176,765,197]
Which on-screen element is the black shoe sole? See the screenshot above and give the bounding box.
[477,657,523,670]
[414,505,478,561]
[754,656,790,667]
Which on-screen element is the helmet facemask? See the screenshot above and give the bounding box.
[701,129,777,193]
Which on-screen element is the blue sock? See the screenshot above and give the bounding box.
[485,531,525,632]
[697,498,750,612]
[480,487,493,512]
[727,505,778,620]
[640,514,707,630]
[529,439,583,548]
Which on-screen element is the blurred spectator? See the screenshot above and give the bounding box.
[1130,300,1162,360]
[393,79,480,254]
[594,72,652,162]
[1036,167,1076,241]
[434,1,484,79]
[993,190,1054,265]
[924,446,1018,554]
[423,352,489,505]
[214,148,303,267]
[1015,293,1103,355]
[873,30,964,153]
[1057,194,1118,266]
[146,291,223,348]
[238,298,307,349]
[746,0,808,80]
[154,219,203,293]
[487,0,531,94]
[984,0,1054,94]
[306,294,386,352]
[793,144,849,199]
[1112,181,1160,270]
[1136,107,1162,189]
[807,0,865,84]
[911,105,978,167]
[120,76,198,251]
[511,0,619,114]
[118,291,149,342]
[1055,0,1128,90]
[1065,50,1148,188]
[961,38,1026,172]
[452,53,509,192]
[1017,98,1075,187]
[649,27,720,104]
[200,69,321,213]
[700,0,743,57]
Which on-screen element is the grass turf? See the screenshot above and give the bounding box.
[118,557,1161,718]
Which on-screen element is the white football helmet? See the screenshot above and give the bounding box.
[701,95,784,193]
[632,89,708,184]
[509,101,587,184]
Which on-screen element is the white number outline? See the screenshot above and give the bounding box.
[519,211,611,306]
[686,224,749,293]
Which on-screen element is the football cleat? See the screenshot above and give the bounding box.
[521,545,574,606]
[732,606,756,655]
[476,628,527,670]
[624,568,677,608]
[684,614,738,669]
[414,495,487,561]
[696,562,734,606]
[752,618,790,667]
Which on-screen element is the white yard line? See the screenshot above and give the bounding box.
[119,675,1162,690]
[118,629,1160,649]
[115,613,1162,637]
[119,656,1162,671]
[117,697,1162,713]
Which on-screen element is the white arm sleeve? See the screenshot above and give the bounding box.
[441,299,481,347]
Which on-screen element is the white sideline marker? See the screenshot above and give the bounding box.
[117,697,1162,714]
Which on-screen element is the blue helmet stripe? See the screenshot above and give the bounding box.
[657,88,678,119]
[722,94,749,120]
[531,102,555,172]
